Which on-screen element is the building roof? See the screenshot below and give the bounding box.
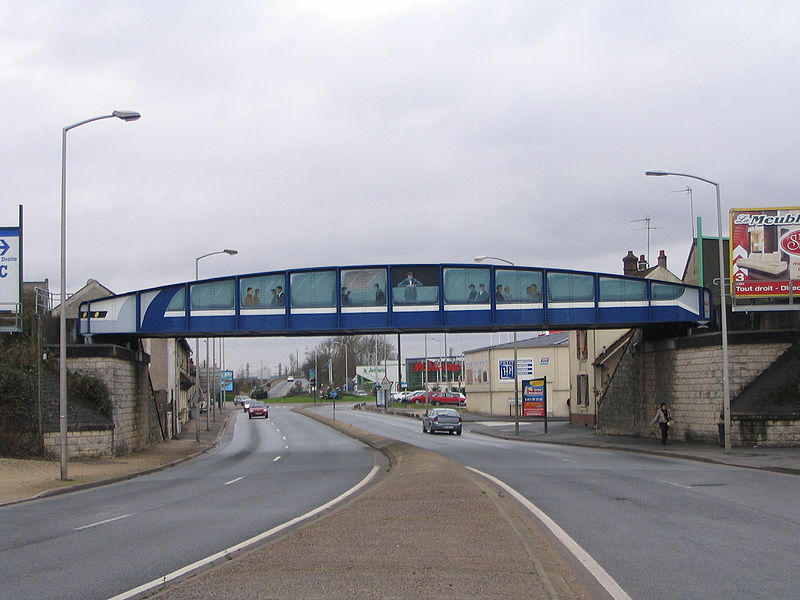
[464,331,569,354]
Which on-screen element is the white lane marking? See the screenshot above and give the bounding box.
[661,480,692,489]
[74,513,132,531]
[284,445,289,449]
[107,464,381,600]
[467,467,633,600]
[560,458,576,463]
[282,436,287,441]
[273,456,281,462]
[276,428,281,432]
[225,477,245,485]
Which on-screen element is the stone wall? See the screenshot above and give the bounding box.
[598,330,800,446]
[44,429,114,458]
[68,344,162,456]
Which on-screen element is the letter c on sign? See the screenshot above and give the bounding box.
[0,265,7,277]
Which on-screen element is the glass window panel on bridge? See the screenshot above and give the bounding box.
[546,272,595,305]
[240,274,286,311]
[495,269,544,307]
[652,282,685,301]
[443,267,490,309]
[341,268,388,311]
[166,288,185,312]
[599,276,648,304]
[190,279,235,312]
[391,266,439,310]
[290,270,336,311]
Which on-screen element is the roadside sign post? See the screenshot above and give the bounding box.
[378,376,392,409]
[522,377,548,433]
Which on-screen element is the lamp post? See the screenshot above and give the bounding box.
[59,110,140,480]
[646,170,731,453]
[333,340,347,420]
[475,255,520,436]
[429,336,444,386]
[194,249,238,441]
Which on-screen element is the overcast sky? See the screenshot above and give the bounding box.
[3,1,799,377]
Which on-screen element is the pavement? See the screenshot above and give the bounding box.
[468,417,800,476]
[3,404,799,599]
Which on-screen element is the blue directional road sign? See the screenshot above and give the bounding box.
[499,360,515,380]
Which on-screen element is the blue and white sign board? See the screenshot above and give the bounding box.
[500,358,534,380]
[516,358,535,377]
[220,370,234,392]
[0,226,21,315]
[499,360,515,380]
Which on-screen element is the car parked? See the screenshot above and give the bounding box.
[406,391,428,404]
[247,401,269,419]
[429,392,466,407]
[422,408,462,435]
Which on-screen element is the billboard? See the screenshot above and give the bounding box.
[522,377,546,417]
[220,369,233,392]
[730,207,800,300]
[0,226,21,313]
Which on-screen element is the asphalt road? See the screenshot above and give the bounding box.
[317,406,800,600]
[0,406,375,600]
[268,378,307,398]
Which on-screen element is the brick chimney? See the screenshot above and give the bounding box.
[638,254,648,271]
[657,249,667,269]
[623,251,638,276]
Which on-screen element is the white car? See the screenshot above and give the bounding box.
[234,395,251,406]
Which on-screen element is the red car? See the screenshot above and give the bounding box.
[429,392,466,407]
[406,392,428,404]
[248,401,269,419]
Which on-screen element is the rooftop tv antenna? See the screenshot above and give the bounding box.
[672,186,695,239]
[631,217,660,266]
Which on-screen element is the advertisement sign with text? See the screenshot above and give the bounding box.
[220,370,234,392]
[522,377,546,417]
[0,226,21,309]
[730,207,800,299]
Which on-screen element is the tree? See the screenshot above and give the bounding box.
[301,335,395,387]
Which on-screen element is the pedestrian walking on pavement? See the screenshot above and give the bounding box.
[651,402,672,445]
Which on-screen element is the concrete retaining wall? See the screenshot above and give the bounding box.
[67,345,161,456]
[598,330,800,446]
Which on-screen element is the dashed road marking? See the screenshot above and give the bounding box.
[74,514,131,531]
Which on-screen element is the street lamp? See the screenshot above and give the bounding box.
[59,110,140,480]
[194,249,238,440]
[333,340,348,420]
[474,255,520,436]
[429,336,444,386]
[646,170,731,453]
